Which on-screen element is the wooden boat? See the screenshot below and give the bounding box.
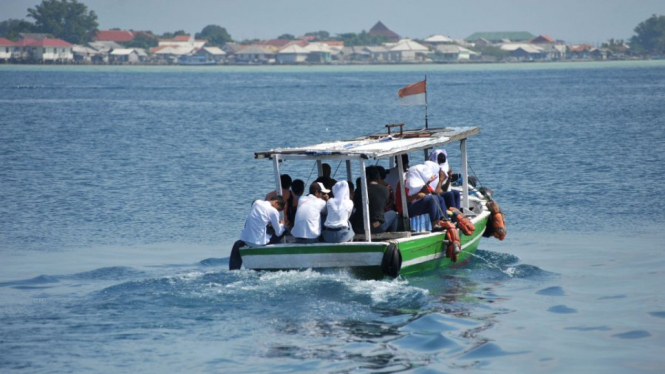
[239,125,500,278]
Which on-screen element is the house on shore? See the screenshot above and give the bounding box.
[277,44,310,64]
[15,38,73,63]
[431,45,478,61]
[388,39,429,62]
[0,38,17,61]
[466,31,535,44]
[369,21,400,43]
[235,45,276,64]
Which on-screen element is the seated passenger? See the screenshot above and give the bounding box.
[265,174,294,228]
[288,179,305,225]
[314,163,337,196]
[239,195,287,247]
[402,161,448,231]
[291,182,330,244]
[322,181,355,243]
[429,149,460,209]
[351,166,398,234]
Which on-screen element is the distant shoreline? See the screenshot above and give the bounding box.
[1,59,664,73]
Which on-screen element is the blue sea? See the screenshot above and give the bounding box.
[1,61,665,373]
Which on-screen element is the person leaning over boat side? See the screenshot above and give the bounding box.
[291,182,330,244]
[351,166,398,235]
[400,161,448,231]
[429,149,461,209]
[239,195,287,247]
[322,181,355,243]
[265,174,294,228]
[230,195,287,270]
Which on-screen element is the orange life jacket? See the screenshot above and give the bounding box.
[486,200,507,241]
[440,220,461,262]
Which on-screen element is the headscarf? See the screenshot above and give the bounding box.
[429,149,449,174]
[406,161,440,196]
[325,181,354,227]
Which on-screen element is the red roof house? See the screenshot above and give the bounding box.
[95,30,135,42]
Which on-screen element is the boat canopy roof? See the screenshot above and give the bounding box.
[255,126,480,161]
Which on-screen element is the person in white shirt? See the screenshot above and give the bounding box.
[322,181,355,243]
[291,182,330,243]
[429,149,461,209]
[239,195,287,247]
[230,195,287,270]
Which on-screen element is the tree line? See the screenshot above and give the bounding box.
[1,0,664,55]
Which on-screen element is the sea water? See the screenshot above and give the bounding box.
[1,61,665,373]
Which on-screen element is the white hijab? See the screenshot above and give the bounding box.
[325,181,354,227]
[406,161,440,196]
[429,149,449,175]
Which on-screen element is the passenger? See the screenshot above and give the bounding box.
[322,181,355,243]
[239,195,287,247]
[401,161,448,231]
[265,174,294,228]
[288,179,305,226]
[291,182,330,244]
[350,166,398,234]
[376,165,396,212]
[385,154,409,199]
[347,180,355,201]
[314,163,337,195]
[429,149,461,209]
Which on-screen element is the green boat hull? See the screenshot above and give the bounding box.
[240,212,489,278]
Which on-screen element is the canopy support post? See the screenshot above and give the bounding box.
[272,155,285,230]
[346,160,352,183]
[397,154,410,231]
[460,139,469,210]
[359,160,371,242]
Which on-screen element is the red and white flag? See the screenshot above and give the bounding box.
[397,80,427,106]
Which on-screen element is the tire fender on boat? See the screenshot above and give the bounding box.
[381,242,402,278]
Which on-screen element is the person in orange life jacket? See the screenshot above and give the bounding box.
[351,166,398,234]
[322,181,355,243]
[265,174,294,228]
[397,161,448,231]
[291,182,330,244]
[429,149,461,209]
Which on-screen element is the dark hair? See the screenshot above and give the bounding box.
[376,165,387,180]
[269,195,286,210]
[322,163,331,177]
[291,179,305,195]
[395,154,409,168]
[309,182,322,195]
[437,153,446,164]
[347,180,354,194]
[366,166,380,182]
[280,174,292,189]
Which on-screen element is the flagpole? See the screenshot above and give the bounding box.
[424,75,429,129]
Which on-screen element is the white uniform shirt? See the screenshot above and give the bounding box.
[290,194,327,239]
[239,200,285,246]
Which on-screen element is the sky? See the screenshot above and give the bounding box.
[4,0,665,44]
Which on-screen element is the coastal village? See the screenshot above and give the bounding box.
[0,21,635,66]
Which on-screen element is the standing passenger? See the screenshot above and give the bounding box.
[323,181,355,243]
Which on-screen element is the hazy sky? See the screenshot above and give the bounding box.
[4,0,665,44]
